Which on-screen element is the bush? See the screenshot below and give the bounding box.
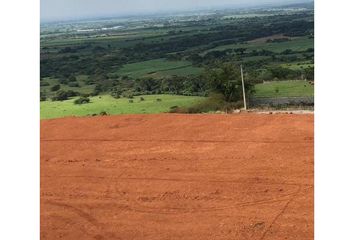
[68,75,77,82]
[156,98,162,102]
[40,81,49,87]
[100,111,108,116]
[52,90,68,101]
[58,78,68,85]
[40,92,47,101]
[80,93,90,97]
[111,87,122,99]
[122,91,134,99]
[74,97,90,105]
[68,82,80,87]
[170,93,241,114]
[65,90,79,97]
[50,84,61,92]
[90,90,100,96]
[129,99,134,103]
[51,90,79,101]
[140,97,145,101]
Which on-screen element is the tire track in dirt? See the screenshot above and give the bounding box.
[44,200,121,240]
[258,185,303,240]
[45,200,101,227]
[41,138,312,144]
[41,175,313,188]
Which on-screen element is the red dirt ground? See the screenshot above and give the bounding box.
[41,113,313,240]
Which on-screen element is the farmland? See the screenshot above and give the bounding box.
[113,59,203,79]
[203,36,314,54]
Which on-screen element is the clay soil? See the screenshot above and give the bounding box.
[41,114,313,240]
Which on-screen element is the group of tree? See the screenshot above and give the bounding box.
[105,63,253,104]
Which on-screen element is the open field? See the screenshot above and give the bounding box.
[254,80,314,98]
[114,58,203,78]
[40,94,205,119]
[204,37,314,54]
[41,113,314,239]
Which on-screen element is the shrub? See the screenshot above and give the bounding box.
[170,93,242,114]
[52,90,68,101]
[50,84,61,92]
[122,91,134,99]
[100,111,108,116]
[40,81,49,87]
[156,98,162,102]
[140,97,145,101]
[68,75,77,82]
[111,87,122,99]
[65,90,79,97]
[74,97,90,105]
[58,78,68,84]
[90,88,101,96]
[129,99,134,103]
[40,92,47,101]
[68,82,80,87]
[51,90,79,101]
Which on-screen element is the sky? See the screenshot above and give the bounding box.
[41,0,307,22]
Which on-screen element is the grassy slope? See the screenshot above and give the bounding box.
[115,59,202,78]
[254,80,314,98]
[41,94,205,119]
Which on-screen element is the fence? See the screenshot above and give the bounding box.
[249,96,314,107]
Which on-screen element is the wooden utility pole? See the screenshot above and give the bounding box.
[240,64,247,110]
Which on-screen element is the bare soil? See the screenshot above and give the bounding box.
[41,113,313,240]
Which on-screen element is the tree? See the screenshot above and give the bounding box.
[50,84,61,92]
[205,63,254,102]
[40,92,47,101]
[111,87,122,99]
[161,76,184,94]
[304,67,314,81]
[68,75,77,82]
[51,90,79,101]
[182,76,207,95]
[52,90,68,101]
[68,82,79,87]
[135,78,160,93]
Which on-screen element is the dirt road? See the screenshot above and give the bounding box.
[41,114,313,239]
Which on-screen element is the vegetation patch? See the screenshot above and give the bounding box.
[254,80,314,98]
[41,94,205,119]
[114,58,203,79]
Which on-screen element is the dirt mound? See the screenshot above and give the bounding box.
[41,114,313,240]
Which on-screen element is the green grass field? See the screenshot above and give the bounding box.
[114,58,203,78]
[204,37,314,54]
[40,94,205,119]
[253,80,314,98]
